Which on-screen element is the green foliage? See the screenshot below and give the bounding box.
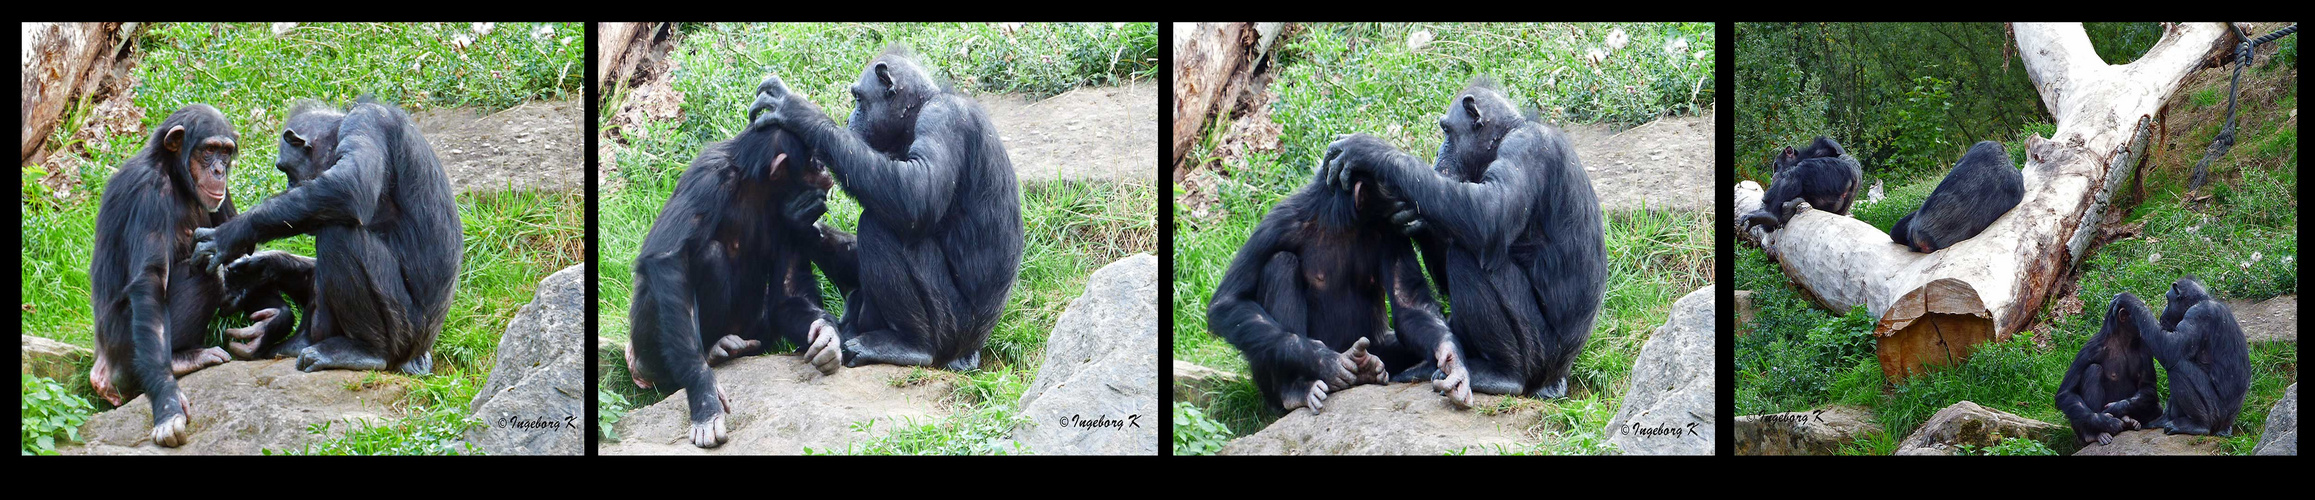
[268,405,485,456]
[1872,336,2069,449]
[20,376,95,455]
[1880,76,1960,179]
[1172,401,1234,456]
[1734,293,1878,415]
[2084,23,2164,65]
[804,407,1030,456]
[1957,436,2059,456]
[597,388,632,442]
[2192,88,2223,108]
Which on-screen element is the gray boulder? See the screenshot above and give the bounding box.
[1015,253,1159,455]
[2227,295,2295,344]
[21,334,92,383]
[64,359,413,455]
[597,355,959,455]
[1893,400,2062,455]
[1172,359,1242,406]
[2073,429,2227,455]
[2255,383,2296,455]
[1604,285,1716,455]
[1735,406,1881,455]
[1220,383,1536,455]
[465,264,585,455]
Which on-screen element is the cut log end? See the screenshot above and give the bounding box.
[1875,278,2000,382]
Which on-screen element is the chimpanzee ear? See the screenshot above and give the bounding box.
[164,125,188,153]
[1462,95,1482,125]
[1782,147,1798,160]
[875,63,896,94]
[770,152,789,178]
[283,129,307,149]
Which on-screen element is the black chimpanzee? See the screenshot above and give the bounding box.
[89,104,241,447]
[624,119,852,448]
[1206,173,1452,413]
[191,97,461,376]
[2108,277,2252,436]
[1318,79,1608,407]
[2057,293,2162,445]
[1888,141,2023,253]
[748,46,1025,375]
[1740,136,1863,232]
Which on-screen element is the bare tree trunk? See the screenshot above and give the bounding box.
[1732,23,2234,381]
[595,22,671,93]
[20,22,135,166]
[1170,22,1281,182]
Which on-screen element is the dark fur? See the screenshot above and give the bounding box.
[2115,278,2252,436]
[2057,293,2163,445]
[1741,136,1863,231]
[1889,141,2023,252]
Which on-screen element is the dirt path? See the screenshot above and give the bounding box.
[1564,109,1718,213]
[980,81,1157,185]
[412,98,583,194]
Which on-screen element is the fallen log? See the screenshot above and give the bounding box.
[1732,23,2235,381]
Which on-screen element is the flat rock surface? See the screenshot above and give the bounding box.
[1566,109,1716,213]
[2227,295,2295,344]
[984,82,1157,185]
[63,359,413,455]
[414,98,583,194]
[1220,382,1538,455]
[1735,406,1881,456]
[598,355,958,455]
[2073,429,2228,455]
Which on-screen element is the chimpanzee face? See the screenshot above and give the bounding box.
[847,54,936,158]
[1434,85,1522,183]
[162,105,238,213]
[276,111,344,188]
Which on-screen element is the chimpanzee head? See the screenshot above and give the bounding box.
[277,100,347,188]
[733,124,835,230]
[1434,79,1529,182]
[847,46,943,158]
[154,104,238,213]
[2159,276,2213,331]
[1775,136,1848,172]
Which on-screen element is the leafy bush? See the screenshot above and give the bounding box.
[21,376,95,455]
[597,388,631,442]
[1173,401,1234,456]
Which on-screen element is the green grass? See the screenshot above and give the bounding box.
[19,22,583,454]
[596,23,1158,454]
[1734,68,2297,455]
[1172,23,1716,454]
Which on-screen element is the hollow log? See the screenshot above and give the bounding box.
[1732,23,2233,382]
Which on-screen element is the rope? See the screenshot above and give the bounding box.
[2189,23,2297,192]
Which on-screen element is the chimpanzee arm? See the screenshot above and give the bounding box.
[120,216,182,410]
[2055,340,2119,432]
[1206,211,1330,382]
[1323,131,1539,264]
[805,222,859,296]
[197,110,390,263]
[1382,236,1449,359]
[777,97,966,236]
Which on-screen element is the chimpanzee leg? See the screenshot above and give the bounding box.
[295,230,419,374]
[164,263,229,377]
[223,250,315,359]
[841,243,965,370]
[628,250,730,447]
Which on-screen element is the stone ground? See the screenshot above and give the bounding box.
[411,98,584,194]
[598,355,958,455]
[985,81,1158,185]
[1563,109,1717,213]
[63,359,413,455]
[1219,383,1540,455]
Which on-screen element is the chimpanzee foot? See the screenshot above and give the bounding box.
[91,361,123,406]
[625,342,654,389]
[1531,377,1569,400]
[1433,341,1472,409]
[1345,338,1387,386]
[225,308,283,359]
[804,319,841,375]
[1280,379,1330,414]
[2119,415,2141,430]
[171,347,231,377]
[296,339,390,372]
[706,335,760,366]
[942,351,982,372]
[2096,432,2115,446]
[398,354,432,376]
[689,387,732,448]
[151,398,192,448]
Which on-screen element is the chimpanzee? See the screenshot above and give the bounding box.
[191,97,461,376]
[1206,173,1452,413]
[88,104,241,447]
[2107,277,2252,436]
[2057,293,2162,445]
[748,46,1025,374]
[1318,79,1608,407]
[1740,136,1863,232]
[623,118,852,448]
[1888,141,2023,253]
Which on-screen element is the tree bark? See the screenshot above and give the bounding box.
[1170,22,1281,182]
[1733,23,2233,382]
[595,22,671,93]
[20,22,135,166]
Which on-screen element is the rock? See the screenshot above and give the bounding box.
[1015,254,1159,455]
[1732,290,1757,336]
[1219,383,1537,455]
[1893,401,2063,456]
[1604,285,1716,455]
[1172,360,1242,406]
[597,355,958,455]
[415,99,583,194]
[2255,383,2296,455]
[465,264,585,456]
[2227,295,2295,343]
[1735,406,1881,455]
[21,334,92,383]
[2073,429,2227,455]
[63,359,413,455]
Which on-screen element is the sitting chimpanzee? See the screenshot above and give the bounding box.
[2057,292,2163,445]
[748,46,1025,374]
[1741,136,1863,232]
[192,97,461,376]
[2107,277,2251,436]
[624,118,852,448]
[1889,141,2023,253]
[1207,172,1452,413]
[1318,79,1608,407]
[89,104,246,447]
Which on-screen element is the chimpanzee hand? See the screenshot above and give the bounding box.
[1280,379,1332,414]
[1321,133,1400,194]
[1433,336,1473,409]
[190,226,247,276]
[748,74,824,131]
[1344,337,1388,386]
[1312,338,1357,392]
[1389,199,1426,237]
[783,185,829,231]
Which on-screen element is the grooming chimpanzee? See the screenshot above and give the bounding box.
[2107,277,2251,436]
[1888,141,2023,253]
[2057,294,2162,445]
[1318,79,1607,407]
[1740,136,1863,232]
[1206,173,1452,413]
[88,104,241,447]
[192,97,461,376]
[749,47,1025,374]
[624,119,851,448]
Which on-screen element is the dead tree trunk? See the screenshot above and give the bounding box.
[1732,23,2234,382]
[20,22,138,166]
[1170,22,1282,182]
[595,22,671,94]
